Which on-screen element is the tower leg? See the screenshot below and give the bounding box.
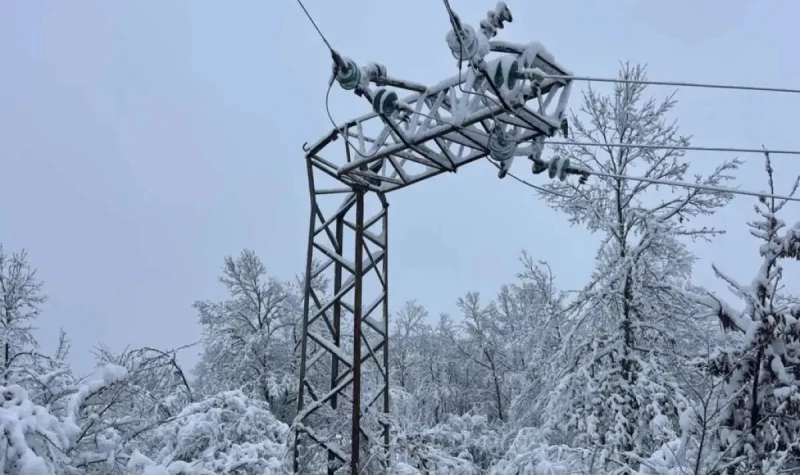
[294,157,391,474]
[350,190,364,475]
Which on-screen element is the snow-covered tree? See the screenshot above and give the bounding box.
[0,246,47,384]
[456,291,510,423]
[193,249,300,422]
[687,152,800,473]
[392,300,428,391]
[536,62,739,461]
[502,254,566,428]
[389,302,483,429]
[391,412,503,474]
[127,390,290,475]
[0,361,133,475]
[87,344,196,460]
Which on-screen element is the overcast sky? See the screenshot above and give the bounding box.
[2,0,798,376]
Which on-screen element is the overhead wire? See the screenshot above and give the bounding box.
[541,74,800,95]
[329,94,800,202]
[294,0,336,53]
[440,0,570,197]
[587,169,800,203]
[435,0,800,202]
[411,105,800,203]
[410,108,800,158]
[300,0,800,203]
[546,140,800,157]
[293,0,380,161]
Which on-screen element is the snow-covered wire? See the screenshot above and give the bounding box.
[410,107,800,157]
[539,74,800,95]
[546,140,800,157]
[485,159,574,198]
[408,109,800,202]
[311,0,800,202]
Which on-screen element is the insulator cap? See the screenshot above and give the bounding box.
[480,2,513,38]
[446,24,480,61]
[489,128,517,162]
[491,57,521,90]
[548,157,559,179]
[547,156,572,181]
[365,62,387,80]
[559,158,570,181]
[335,57,361,90]
[531,157,548,175]
[372,88,400,116]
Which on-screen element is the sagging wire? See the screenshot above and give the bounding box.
[301,0,800,203]
[409,110,800,203]
[486,160,574,199]
[436,1,800,201]
[413,103,800,159]
[324,81,374,160]
[327,85,800,202]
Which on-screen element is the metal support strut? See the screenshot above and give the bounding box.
[294,153,391,474]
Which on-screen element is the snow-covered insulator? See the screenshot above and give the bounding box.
[480,2,513,38]
[529,137,545,162]
[531,156,548,175]
[547,156,571,181]
[446,24,480,61]
[547,157,559,179]
[372,87,400,116]
[488,127,517,162]
[490,57,522,90]
[559,117,570,138]
[334,57,361,90]
[365,62,387,80]
[559,158,570,181]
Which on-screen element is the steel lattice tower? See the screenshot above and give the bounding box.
[293,3,576,473]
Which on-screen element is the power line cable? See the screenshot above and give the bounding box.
[546,140,800,157]
[539,74,800,95]
[294,0,369,159]
[410,110,800,202]
[294,0,335,53]
[411,109,800,157]
[586,170,800,203]
[303,0,800,203]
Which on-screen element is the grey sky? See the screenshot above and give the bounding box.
[2,0,798,375]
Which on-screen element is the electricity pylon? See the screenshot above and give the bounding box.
[293,3,576,473]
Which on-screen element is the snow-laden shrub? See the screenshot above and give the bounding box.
[0,384,68,475]
[391,413,504,474]
[489,428,602,475]
[139,390,290,474]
